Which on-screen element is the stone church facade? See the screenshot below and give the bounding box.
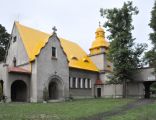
[0,22,145,102]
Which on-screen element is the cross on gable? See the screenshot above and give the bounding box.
[52,26,57,33]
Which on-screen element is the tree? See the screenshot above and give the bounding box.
[145,1,156,72]
[100,1,146,98]
[0,24,10,62]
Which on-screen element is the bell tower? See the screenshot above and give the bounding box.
[89,24,112,83]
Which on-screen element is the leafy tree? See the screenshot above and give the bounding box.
[100,1,146,98]
[145,1,156,72]
[0,24,10,62]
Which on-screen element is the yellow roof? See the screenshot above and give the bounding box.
[15,22,98,72]
[90,26,109,49]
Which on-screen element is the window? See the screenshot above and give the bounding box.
[69,77,71,88]
[52,47,56,58]
[69,77,91,89]
[71,56,78,60]
[72,77,76,88]
[13,57,16,67]
[87,79,91,88]
[83,78,86,88]
[13,36,17,43]
[77,78,81,88]
[83,58,89,63]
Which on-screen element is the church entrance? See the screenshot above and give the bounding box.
[11,80,27,102]
[48,77,63,100]
[49,82,58,99]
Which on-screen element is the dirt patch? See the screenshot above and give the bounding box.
[78,99,155,120]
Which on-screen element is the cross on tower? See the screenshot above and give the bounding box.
[52,26,57,33]
[99,21,101,27]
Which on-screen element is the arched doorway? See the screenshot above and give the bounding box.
[49,82,58,99]
[0,80,3,95]
[48,77,63,100]
[11,80,27,102]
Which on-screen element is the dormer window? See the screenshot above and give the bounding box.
[52,47,57,58]
[71,56,78,60]
[83,58,89,63]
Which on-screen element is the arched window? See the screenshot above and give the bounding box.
[13,57,16,67]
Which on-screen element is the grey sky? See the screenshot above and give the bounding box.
[0,0,154,53]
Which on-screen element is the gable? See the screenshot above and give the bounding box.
[15,22,99,72]
[5,23,30,66]
[15,22,50,61]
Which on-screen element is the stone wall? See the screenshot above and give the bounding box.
[6,23,30,67]
[69,68,98,98]
[36,34,69,102]
[89,54,105,71]
[127,82,144,98]
[95,84,123,98]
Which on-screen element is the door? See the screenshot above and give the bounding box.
[97,88,101,97]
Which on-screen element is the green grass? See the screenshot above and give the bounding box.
[0,98,131,120]
[107,101,156,120]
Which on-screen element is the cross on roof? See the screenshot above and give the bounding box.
[52,26,57,33]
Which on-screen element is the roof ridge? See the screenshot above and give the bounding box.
[15,22,51,36]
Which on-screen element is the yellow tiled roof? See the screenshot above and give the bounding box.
[90,27,109,49]
[15,22,98,72]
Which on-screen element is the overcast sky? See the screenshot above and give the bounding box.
[0,0,154,53]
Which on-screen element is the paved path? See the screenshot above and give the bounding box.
[78,99,155,120]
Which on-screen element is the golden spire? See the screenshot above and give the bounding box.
[89,23,109,55]
[95,26,105,39]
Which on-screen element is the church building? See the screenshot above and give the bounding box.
[0,22,145,102]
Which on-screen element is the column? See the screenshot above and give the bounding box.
[80,78,83,88]
[85,78,88,88]
[89,79,92,88]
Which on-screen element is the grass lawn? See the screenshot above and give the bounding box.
[107,101,156,120]
[0,98,132,120]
